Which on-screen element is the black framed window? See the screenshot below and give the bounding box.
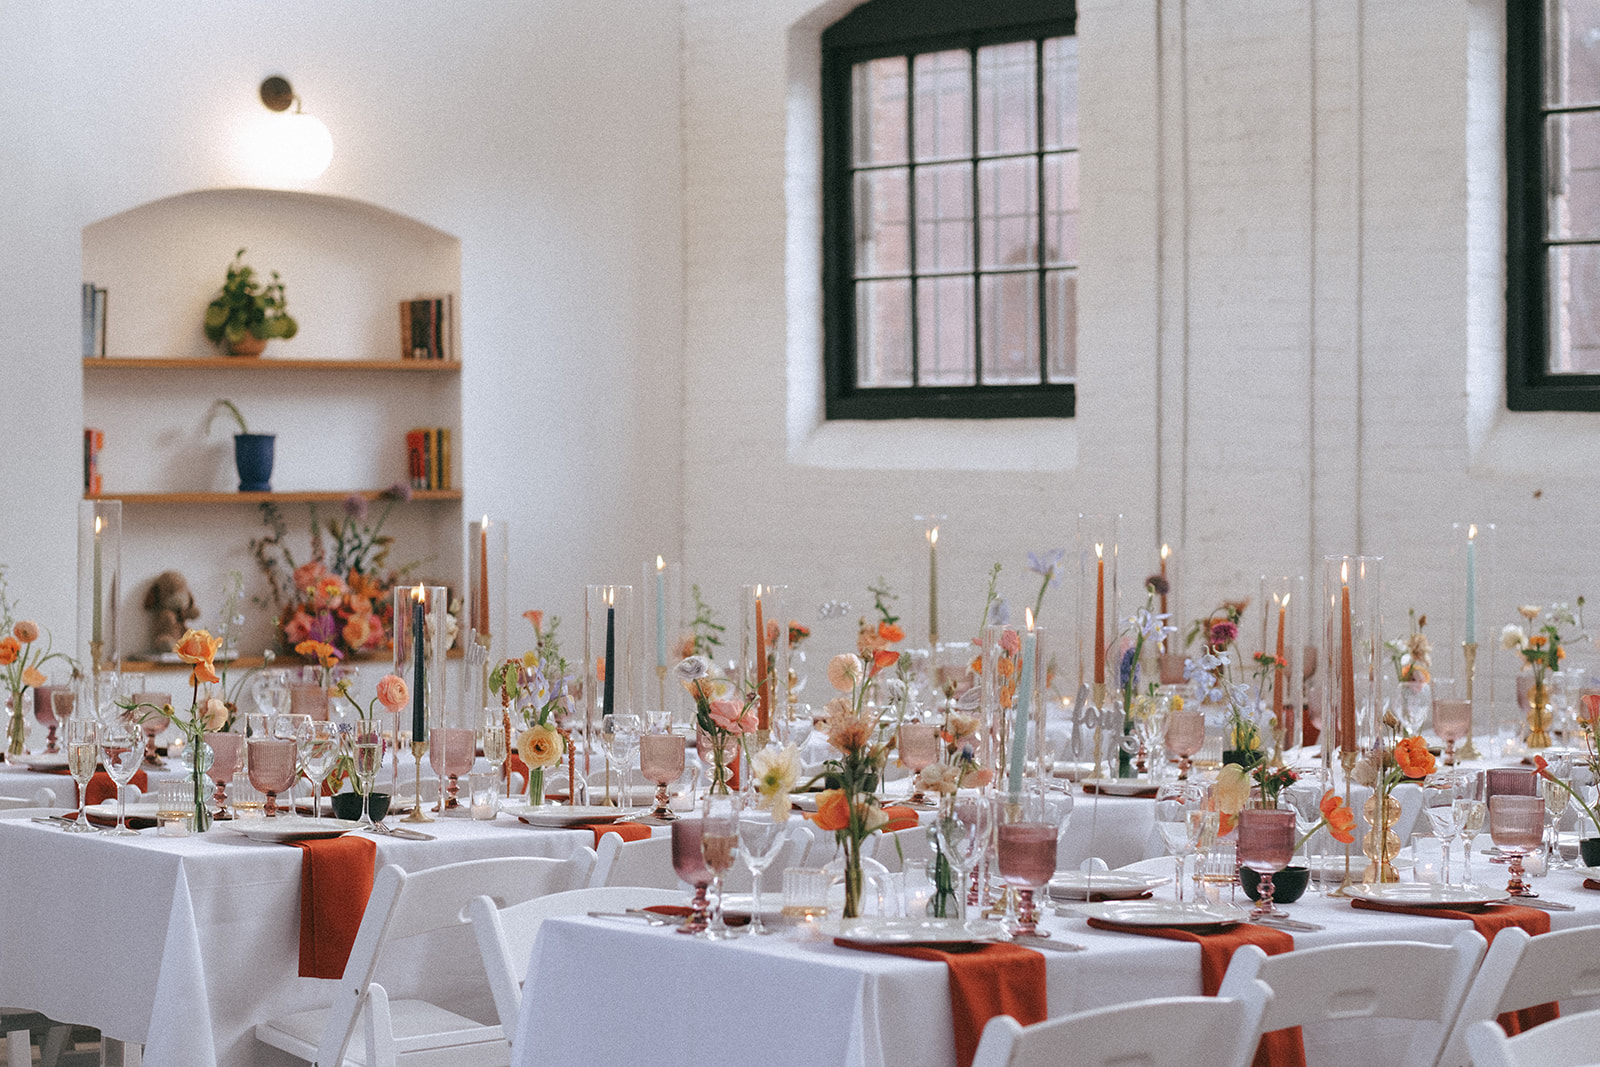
[822,0,1077,420]
[1508,0,1600,410]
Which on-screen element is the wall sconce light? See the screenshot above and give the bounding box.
[241,75,333,184]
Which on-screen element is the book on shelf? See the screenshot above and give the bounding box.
[398,295,454,361]
[405,427,453,490]
[81,283,107,358]
[83,428,104,494]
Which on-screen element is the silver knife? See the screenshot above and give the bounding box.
[1010,934,1086,952]
[1513,897,1575,911]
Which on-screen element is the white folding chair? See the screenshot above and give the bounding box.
[0,786,57,810]
[469,885,681,1039]
[589,832,679,889]
[971,979,1272,1067]
[1466,1009,1600,1067]
[1217,929,1485,1067]
[1436,925,1600,1067]
[255,853,594,1067]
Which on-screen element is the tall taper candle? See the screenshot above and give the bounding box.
[411,587,426,743]
[1465,525,1478,645]
[1339,570,1355,750]
[477,518,490,637]
[1273,597,1287,714]
[655,557,667,669]
[928,525,939,648]
[754,592,768,731]
[603,602,616,719]
[1010,610,1036,800]
[91,516,103,647]
[1093,545,1106,686]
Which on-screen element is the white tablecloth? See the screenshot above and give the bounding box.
[0,813,615,1067]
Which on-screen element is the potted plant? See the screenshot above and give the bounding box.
[203,248,298,357]
[210,399,274,492]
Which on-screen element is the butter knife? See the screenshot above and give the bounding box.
[1513,897,1575,911]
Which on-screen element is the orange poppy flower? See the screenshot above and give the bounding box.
[1393,735,1436,779]
[294,639,342,671]
[878,622,905,644]
[814,789,851,832]
[869,649,899,676]
[0,637,18,666]
[1320,790,1357,844]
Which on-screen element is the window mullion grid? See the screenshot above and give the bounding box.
[904,53,920,388]
[969,42,984,386]
[1034,36,1048,385]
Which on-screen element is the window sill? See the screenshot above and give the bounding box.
[788,417,1078,472]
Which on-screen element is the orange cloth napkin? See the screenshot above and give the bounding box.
[1085,919,1302,1067]
[288,835,378,979]
[834,939,1045,1067]
[1348,898,1556,1034]
[581,822,652,847]
[84,769,149,809]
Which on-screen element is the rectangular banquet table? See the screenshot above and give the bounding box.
[0,812,625,1067]
[515,869,1600,1067]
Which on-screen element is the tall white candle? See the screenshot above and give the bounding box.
[1465,525,1477,644]
[91,516,103,647]
[1010,610,1036,801]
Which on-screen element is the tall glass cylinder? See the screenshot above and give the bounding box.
[1258,575,1308,753]
[586,585,636,778]
[1447,522,1497,741]
[391,585,448,742]
[915,513,947,651]
[1003,620,1050,800]
[978,623,1011,784]
[739,584,788,742]
[1321,556,1382,761]
[1155,542,1184,683]
[77,500,121,677]
[1076,513,1120,697]
[643,557,683,718]
[466,516,508,662]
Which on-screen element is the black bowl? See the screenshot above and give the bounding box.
[330,792,390,822]
[1239,864,1310,903]
[1580,837,1600,868]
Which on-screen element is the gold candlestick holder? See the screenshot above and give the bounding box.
[1329,749,1360,896]
[403,741,434,823]
[1456,642,1483,759]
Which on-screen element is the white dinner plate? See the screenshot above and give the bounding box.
[514,805,631,828]
[1047,872,1168,900]
[1052,761,1096,781]
[1080,778,1159,797]
[1309,855,1413,879]
[825,916,1010,945]
[84,800,163,820]
[1341,882,1509,909]
[1571,865,1600,880]
[1069,900,1248,927]
[15,753,68,771]
[226,816,364,842]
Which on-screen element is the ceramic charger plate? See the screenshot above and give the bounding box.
[1341,882,1509,909]
[514,805,631,828]
[1069,900,1248,927]
[226,816,364,842]
[14,753,68,771]
[1080,778,1159,796]
[825,916,1011,945]
[1047,871,1168,900]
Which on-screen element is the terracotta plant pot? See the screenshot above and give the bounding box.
[226,334,267,357]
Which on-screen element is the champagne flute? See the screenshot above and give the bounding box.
[737,807,792,935]
[670,817,712,934]
[203,730,243,820]
[351,729,385,828]
[247,735,297,817]
[1489,794,1545,898]
[897,723,940,806]
[98,716,143,836]
[64,718,99,832]
[1236,807,1297,920]
[1542,761,1573,869]
[302,721,338,820]
[699,795,741,940]
[640,732,686,821]
[993,789,1073,937]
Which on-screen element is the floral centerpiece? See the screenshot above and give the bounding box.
[1352,712,1435,881]
[494,653,570,807]
[675,655,756,794]
[126,629,226,830]
[1120,579,1176,775]
[1502,601,1584,747]
[915,708,995,916]
[0,567,68,759]
[251,487,419,660]
[1385,609,1432,685]
[1183,633,1275,770]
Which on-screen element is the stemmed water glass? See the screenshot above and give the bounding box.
[1432,699,1472,767]
[1154,781,1206,902]
[736,805,793,935]
[131,691,171,769]
[1134,698,1170,778]
[602,713,642,808]
[482,706,509,797]
[98,715,144,836]
[1489,794,1546,897]
[897,723,940,806]
[994,789,1073,937]
[203,730,243,820]
[640,732,686,821]
[670,817,712,934]
[275,713,312,813]
[428,726,476,811]
[1540,753,1574,869]
[248,730,297,818]
[699,794,741,940]
[64,718,99,832]
[302,722,338,820]
[1166,710,1205,779]
[1458,772,1488,886]
[1424,776,1465,885]
[1236,807,1297,920]
[252,669,288,720]
[933,794,993,919]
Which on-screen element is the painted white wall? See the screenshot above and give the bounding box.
[0,0,684,670]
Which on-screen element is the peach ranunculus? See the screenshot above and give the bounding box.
[877,621,905,644]
[11,621,38,644]
[201,697,230,731]
[1394,734,1436,779]
[20,667,45,689]
[827,654,863,692]
[999,628,1022,655]
[826,707,877,754]
[342,614,372,651]
[295,639,342,670]
[517,723,564,769]
[175,629,222,685]
[813,789,851,832]
[917,762,961,795]
[375,673,409,711]
[709,698,757,735]
[1320,790,1357,844]
[310,575,348,612]
[964,767,995,790]
[1213,763,1251,815]
[0,636,20,666]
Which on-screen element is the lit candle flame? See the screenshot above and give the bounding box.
[1160,543,1170,560]
[411,584,425,603]
[1468,524,1477,540]
[1095,542,1103,559]
[656,555,665,571]
[1025,607,1035,632]
[1341,561,1349,585]
[928,526,939,547]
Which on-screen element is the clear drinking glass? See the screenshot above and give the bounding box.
[482,705,509,788]
[1459,771,1488,886]
[98,717,143,836]
[897,723,941,805]
[247,736,297,817]
[1236,807,1296,919]
[737,808,792,935]
[671,817,712,933]
[700,794,741,940]
[601,713,642,808]
[274,713,312,813]
[301,721,338,820]
[1154,781,1205,902]
[993,789,1073,937]
[64,717,99,832]
[934,794,993,919]
[1489,794,1546,897]
[640,732,686,821]
[1541,755,1573,870]
[351,729,385,828]
[203,730,243,821]
[252,669,289,719]
[1424,775,1465,885]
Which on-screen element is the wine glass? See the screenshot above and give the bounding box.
[97,716,143,836]
[897,723,940,806]
[670,817,712,934]
[64,717,99,832]
[482,705,509,792]
[1432,699,1472,767]
[1489,794,1545,897]
[1165,710,1205,779]
[1154,781,1206,902]
[1135,697,1170,778]
[933,794,993,919]
[34,685,66,754]
[203,730,243,820]
[302,721,339,820]
[993,789,1073,937]
[737,806,793,936]
[350,728,385,828]
[427,726,476,811]
[275,713,312,813]
[1458,771,1488,886]
[1424,776,1465,885]
[1236,807,1297,920]
[640,732,687,821]
[699,794,741,940]
[252,669,288,720]
[602,713,643,808]
[247,734,297,817]
[1541,754,1573,870]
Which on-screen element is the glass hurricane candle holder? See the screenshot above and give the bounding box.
[77,499,122,677]
[586,585,636,784]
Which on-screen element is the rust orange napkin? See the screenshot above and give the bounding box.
[1085,918,1302,1067]
[83,769,149,810]
[1349,898,1556,1034]
[580,822,652,847]
[834,939,1045,1067]
[288,835,378,979]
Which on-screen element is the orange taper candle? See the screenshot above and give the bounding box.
[1093,545,1106,686]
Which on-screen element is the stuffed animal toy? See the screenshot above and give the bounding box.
[144,570,200,653]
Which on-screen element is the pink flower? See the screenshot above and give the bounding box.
[709,698,757,735]
[292,560,332,593]
[375,674,409,711]
[999,629,1022,655]
[282,611,314,645]
[11,621,38,644]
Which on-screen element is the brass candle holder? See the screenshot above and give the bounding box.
[1329,748,1360,896]
[403,740,433,823]
[1456,642,1483,759]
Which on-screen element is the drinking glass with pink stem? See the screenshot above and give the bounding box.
[1489,795,1545,898]
[1236,807,1296,920]
[993,789,1073,937]
[1165,710,1205,779]
[671,817,712,933]
[427,727,476,811]
[247,736,297,817]
[640,733,686,821]
[203,731,243,820]
[1432,699,1472,767]
[897,723,941,806]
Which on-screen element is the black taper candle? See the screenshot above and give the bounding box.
[412,592,426,743]
[603,604,616,719]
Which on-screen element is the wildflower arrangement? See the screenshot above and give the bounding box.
[1025,549,1066,621]
[123,629,226,830]
[1184,600,1248,651]
[1184,643,1265,768]
[1501,601,1584,692]
[1120,580,1176,718]
[675,655,756,794]
[1385,609,1432,684]
[0,566,69,758]
[680,585,724,660]
[917,708,997,917]
[492,651,571,806]
[857,577,905,655]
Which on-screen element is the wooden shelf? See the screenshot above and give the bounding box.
[122,647,465,673]
[84,356,459,373]
[85,489,462,505]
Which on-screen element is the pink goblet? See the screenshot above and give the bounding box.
[247,737,297,817]
[1236,808,1296,920]
[132,691,171,768]
[203,731,244,820]
[1432,699,1472,767]
[640,733,686,821]
[670,817,712,934]
[898,724,940,806]
[33,686,69,754]
[427,727,476,810]
[1488,795,1545,898]
[1166,710,1205,779]
[993,791,1073,937]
